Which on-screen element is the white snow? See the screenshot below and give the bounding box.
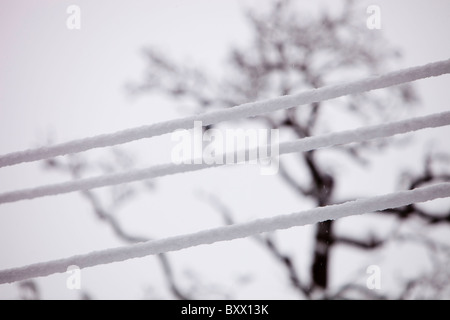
[0,59,449,168]
[0,111,449,205]
[0,182,448,284]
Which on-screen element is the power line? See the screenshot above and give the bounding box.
[0,111,449,205]
[1,182,448,284]
[1,59,449,168]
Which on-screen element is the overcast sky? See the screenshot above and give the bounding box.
[0,0,449,299]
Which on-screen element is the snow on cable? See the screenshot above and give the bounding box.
[0,59,449,168]
[0,182,449,284]
[0,111,449,205]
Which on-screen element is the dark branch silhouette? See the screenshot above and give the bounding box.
[44,155,189,300]
[198,191,312,298]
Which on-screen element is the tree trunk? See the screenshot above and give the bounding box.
[303,151,334,291]
[311,220,334,289]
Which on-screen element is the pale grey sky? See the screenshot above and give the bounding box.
[0,0,449,299]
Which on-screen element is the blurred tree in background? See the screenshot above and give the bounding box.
[41,0,450,299]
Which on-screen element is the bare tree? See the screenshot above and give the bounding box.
[40,0,449,299]
[126,0,450,298]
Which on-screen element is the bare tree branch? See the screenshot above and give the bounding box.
[333,235,385,250]
[44,156,189,300]
[198,191,312,298]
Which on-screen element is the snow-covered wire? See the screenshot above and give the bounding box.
[0,182,449,284]
[0,111,449,205]
[1,59,449,168]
